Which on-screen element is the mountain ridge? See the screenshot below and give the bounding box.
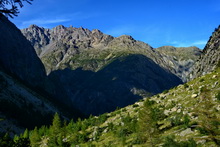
[22,25,201,82]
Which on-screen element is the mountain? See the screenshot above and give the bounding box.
[0,15,81,135]
[48,54,182,115]
[156,46,202,82]
[21,25,201,81]
[189,26,220,80]
[0,14,46,88]
[20,25,202,115]
[0,68,63,136]
[18,61,220,146]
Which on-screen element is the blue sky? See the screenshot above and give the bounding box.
[10,0,220,49]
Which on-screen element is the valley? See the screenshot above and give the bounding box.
[0,8,220,146]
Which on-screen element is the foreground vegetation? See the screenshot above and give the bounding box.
[1,67,220,146]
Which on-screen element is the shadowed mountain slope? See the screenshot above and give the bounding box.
[48,54,182,115]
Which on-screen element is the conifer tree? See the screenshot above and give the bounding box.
[138,99,159,146]
[30,127,40,147]
[51,112,62,134]
[23,128,29,138]
[48,112,62,146]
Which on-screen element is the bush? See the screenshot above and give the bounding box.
[199,78,205,82]
[184,83,189,88]
[216,92,220,101]
[163,89,169,94]
[216,60,220,68]
[163,135,196,147]
[200,86,210,93]
[132,104,139,108]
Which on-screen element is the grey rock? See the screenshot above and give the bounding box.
[189,26,220,80]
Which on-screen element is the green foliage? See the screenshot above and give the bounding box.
[193,88,220,145]
[14,138,31,147]
[29,127,40,147]
[200,86,210,93]
[137,99,160,145]
[51,112,62,134]
[199,78,205,82]
[183,83,189,88]
[23,128,29,138]
[216,91,220,101]
[216,60,220,68]
[163,136,196,147]
[0,133,14,147]
[163,89,169,94]
[132,104,139,108]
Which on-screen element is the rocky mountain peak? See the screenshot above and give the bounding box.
[21,25,201,81]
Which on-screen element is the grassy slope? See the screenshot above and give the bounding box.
[27,68,220,146]
[84,68,220,146]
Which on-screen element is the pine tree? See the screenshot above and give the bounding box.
[138,99,159,146]
[30,127,40,147]
[23,128,29,138]
[48,112,62,146]
[51,112,62,135]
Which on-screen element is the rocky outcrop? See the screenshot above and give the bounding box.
[156,46,202,82]
[189,26,220,80]
[0,15,46,87]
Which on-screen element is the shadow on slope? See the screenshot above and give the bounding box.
[48,54,182,116]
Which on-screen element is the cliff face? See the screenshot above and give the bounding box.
[156,46,202,82]
[189,26,220,80]
[0,15,46,87]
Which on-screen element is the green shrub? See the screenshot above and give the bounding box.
[216,92,220,101]
[132,104,139,108]
[200,86,210,93]
[163,89,169,94]
[163,135,196,147]
[184,83,189,88]
[216,60,220,68]
[199,78,205,82]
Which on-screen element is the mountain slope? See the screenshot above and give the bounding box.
[48,54,182,115]
[22,25,192,115]
[0,15,82,135]
[0,69,66,136]
[0,14,46,88]
[20,64,220,147]
[156,46,202,82]
[21,25,201,81]
[189,25,220,80]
